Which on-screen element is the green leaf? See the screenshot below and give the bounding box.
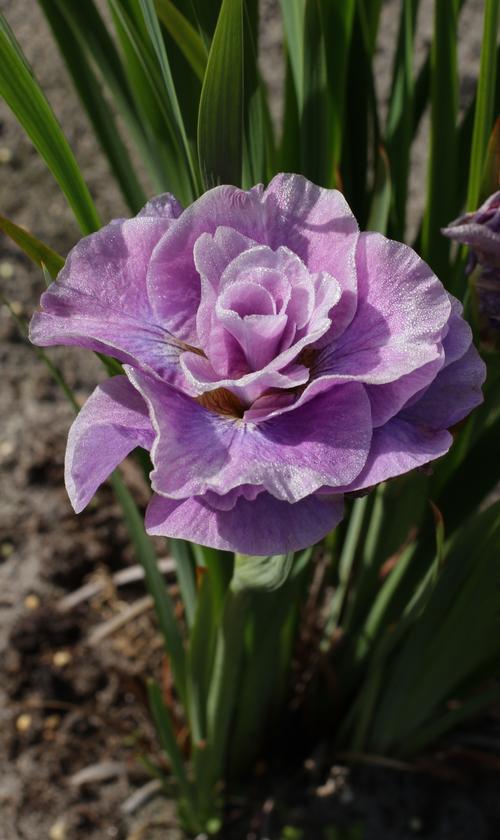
[205,587,250,784]
[480,117,500,199]
[241,0,272,187]
[198,0,244,187]
[169,538,197,628]
[342,5,380,224]
[110,474,188,708]
[138,0,201,193]
[437,416,500,532]
[321,0,356,177]
[466,0,500,211]
[0,14,100,234]
[229,549,311,773]
[0,214,64,279]
[404,684,500,755]
[108,0,195,202]
[357,0,383,55]
[187,570,216,743]
[385,0,419,240]
[367,500,500,753]
[280,50,302,173]
[420,0,459,280]
[367,145,391,234]
[301,0,331,185]
[155,0,208,81]
[188,0,221,45]
[38,0,147,213]
[324,496,369,644]
[147,679,200,830]
[45,0,164,193]
[279,0,305,112]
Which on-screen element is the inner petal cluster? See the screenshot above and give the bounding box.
[179,228,341,411]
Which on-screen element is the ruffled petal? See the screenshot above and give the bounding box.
[30,196,183,380]
[365,295,475,426]
[334,418,452,494]
[180,350,310,405]
[401,344,485,431]
[145,491,344,555]
[65,376,154,513]
[148,185,267,342]
[127,367,372,503]
[263,173,359,340]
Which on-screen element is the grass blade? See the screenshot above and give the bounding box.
[321,0,356,179]
[169,539,197,628]
[0,14,100,234]
[111,475,188,707]
[155,0,208,81]
[205,586,249,784]
[197,0,244,187]
[466,0,500,211]
[147,679,199,830]
[420,0,459,280]
[108,0,195,202]
[0,214,64,279]
[301,0,331,185]
[138,0,201,193]
[367,145,391,234]
[38,0,147,213]
[481,117,500,198]
[385,0,419,240]
[44,0,164,194]
[279,0,305,112]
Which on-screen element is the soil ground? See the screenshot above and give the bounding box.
[0,1,497,838]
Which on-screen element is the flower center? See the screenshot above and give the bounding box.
[195,387,245,418]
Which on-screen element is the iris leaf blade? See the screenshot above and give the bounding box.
[278,0,305,111]
[420,0,459,280]
[466,0,500,211]
[138,0,200,193]
[155,0,208,81]
[0,14,100,234]
[197,0,244,188]
[38,0,147,213]
[0,214,64,279]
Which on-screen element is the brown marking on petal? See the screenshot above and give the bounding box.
[178,341,205,356]
[298,346,318,370]
[196,388,245,418]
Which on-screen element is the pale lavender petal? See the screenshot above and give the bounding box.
[148,185,267,342]
[127,367,372,503]
[145,491,344,555]
[137,193,183,219]
[366,355,445,427]
[65,376,154,513]
[194,226,259,370]
[30,211,183,381]
[440,295,474,366]
[314,232,451,385]
[263,173,359,340]
[401,344,485,430]
[333,418,452,494]
[180,350,310,404]
[216,305,288,371]
[200,243,339,375]
[203,485,264,511]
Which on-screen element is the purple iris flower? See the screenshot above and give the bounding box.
[30,175,485,555]
[442,191,500,324]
